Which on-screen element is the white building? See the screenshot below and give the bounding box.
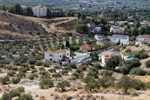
[32,5,47,17]
[111,34,129,45]
[44,49,70,62]
[70,52,91,64]
[116,21,128,25]
[94,34,107,41]
[62,52,91,66]
[87,23,101,33]
[110,26,124,34]
[136,35,150,44]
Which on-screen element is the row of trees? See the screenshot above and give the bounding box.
[0,3,64,18]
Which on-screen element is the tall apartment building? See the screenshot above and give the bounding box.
[32,5,47,17]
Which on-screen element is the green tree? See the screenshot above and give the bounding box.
[81,13,86,20]
[47,8,51,18]
[56,81,71,91]
[75,24,89,34]
[91,52,99,61]
[39,78,53,89]
[145,60,150,68]
[26,7,33,16]
[117,76,132,93]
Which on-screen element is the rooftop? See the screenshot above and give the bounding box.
[137,34,150,38]
[98,40,115,45]
[111,26,122,29]
[45,49,69,54]
[80,43,91,49]
[111,34,129,39]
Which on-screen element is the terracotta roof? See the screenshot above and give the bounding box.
[80,44,91,49]
[98,40,115,45]
[137,34,150,38]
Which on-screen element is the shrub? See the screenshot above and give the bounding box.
[99,76,115,88]
[87,70,98,79]
[67,63,76,69]
[54,66,62,69]
[36,61,43,66]
[93,63,101,69]
[100,70,113,76]
[119,65,129,75]
[7,72,16,77]
[56,81,71,91]
[28,58,36,65]
[31,69,38,73]
[29,65,35,69]
[39,79,53,89]
[52,73,62,78]
[147,71,150,75]
[11,77,21,84]
[125,48,131,53]
[131,79,146,90]
[140,53,149,59]
[43,63,49,67]
[130,68,146,76]
[18,94,33,100]
[0,76,10,85]
[145,60,150,68]
[48,68,56,73]
[135,44,139,47]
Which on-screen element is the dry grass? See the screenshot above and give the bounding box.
[39,96,45,100]
[54,94,60,99]
[133,75,150,83]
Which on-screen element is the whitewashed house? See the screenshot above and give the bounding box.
[32,5,47,17]
[44,49,70,62]
[111,34,129,45]
[87,23,101,33]
[94,34,107,41]
[136,35,150,44]
[110,26,124,34]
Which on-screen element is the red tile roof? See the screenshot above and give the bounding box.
[80,44,91,49]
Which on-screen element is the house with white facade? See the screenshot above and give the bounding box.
[99,51,122,67]
[136,35,150,44]
[94,34,107,41]
[110,26,124,34]
[32,5,47,17]
[87,23,101,33]
[44,49,70,62]
[111,34,129,45]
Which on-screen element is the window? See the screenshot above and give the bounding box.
[49,54,53,57]
[60,55,62,58]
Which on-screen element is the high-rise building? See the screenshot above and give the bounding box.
[32,5,47,17]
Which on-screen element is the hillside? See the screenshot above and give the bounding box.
[0,11,48,39]
[0,11,79,39]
